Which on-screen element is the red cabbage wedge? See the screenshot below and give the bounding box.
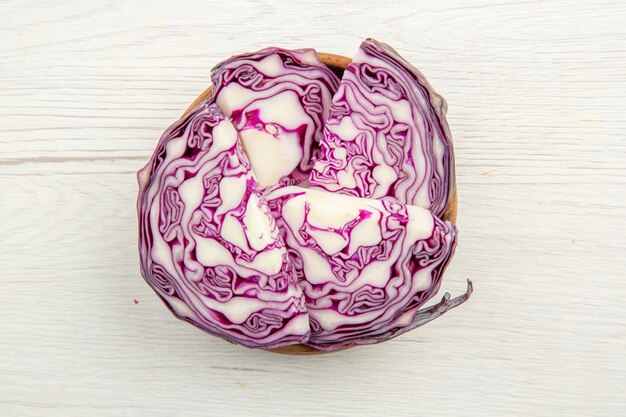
[267,187,468,351]
[310,39,454,218]
[137,99,310,349]
[211,47,340,191]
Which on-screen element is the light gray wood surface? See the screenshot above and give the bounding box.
[1,1,624,416]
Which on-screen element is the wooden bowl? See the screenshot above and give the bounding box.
[181,52,457,355]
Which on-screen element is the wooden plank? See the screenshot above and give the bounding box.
[1,1,625,416]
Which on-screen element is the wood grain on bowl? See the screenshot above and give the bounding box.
[181,52,458,355]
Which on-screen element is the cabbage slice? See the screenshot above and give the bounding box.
[267,186,467,350]
[137,100,310,349]
[310,39,454,218]
[211,47,340,191]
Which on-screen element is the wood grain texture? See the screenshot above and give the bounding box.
[1,1,625,416]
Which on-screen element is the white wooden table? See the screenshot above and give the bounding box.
[1,1,625,416]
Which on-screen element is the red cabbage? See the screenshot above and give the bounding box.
[137,100,310,349]
[310,39,454,218]
[137,40,471,352]
[211,47,340,191]
[266,186,466,350]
